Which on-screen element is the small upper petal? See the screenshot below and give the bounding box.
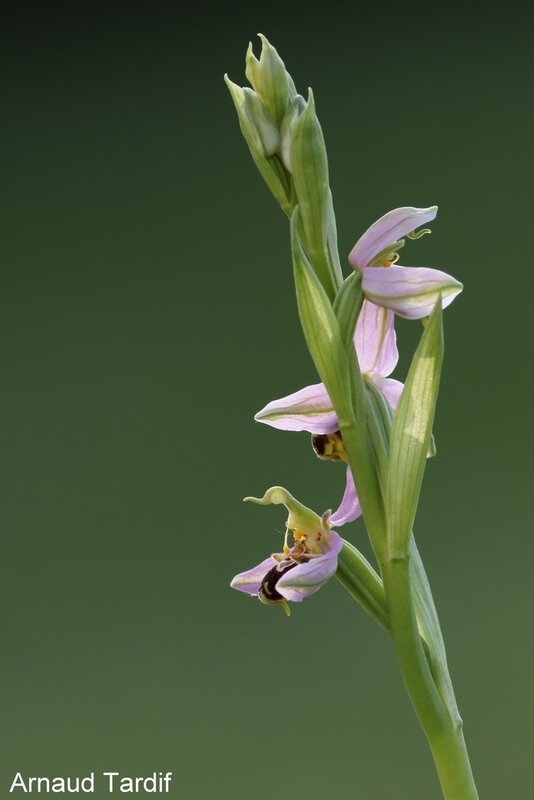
[349,206,438,270]
[230,556,278,596]
[361,264,463,320]
[276,533,343,602]
[354,300,398,379]
[330,467,362,526]
[373,377,404,411]
[254,382,339,433]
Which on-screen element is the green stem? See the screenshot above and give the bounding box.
[337,350,389,567]
[338,417,387,565]
[383,551,450,735]
[341,345,479,795]
[410,538,462,727]
[383,543,479,799]
[431,726,480,800]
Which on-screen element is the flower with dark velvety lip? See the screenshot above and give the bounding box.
[254,298,403,525]
[230,487,343,613]
[349,206,463,319]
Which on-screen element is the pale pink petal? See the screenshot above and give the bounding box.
[254,382,338,433]
[349,206,438,269]
[374,377,404,411]
[330,468,362,526]
[276,533,343,602]
[361,265,463,320]
[354,299,398,378]
[230,556,277,595]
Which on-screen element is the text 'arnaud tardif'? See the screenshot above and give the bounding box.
[9,772,173,793]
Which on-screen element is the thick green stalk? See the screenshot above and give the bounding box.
[430,725,480,799]
[382,544,479,799]
[337,415,387,566]
[337,352,389,567]
[383,548,450,736]
[410,538,462,727]
[339,329,479,797]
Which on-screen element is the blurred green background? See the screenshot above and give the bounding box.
[1,4,532,798]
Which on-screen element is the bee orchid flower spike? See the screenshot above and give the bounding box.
[225,36,480,800]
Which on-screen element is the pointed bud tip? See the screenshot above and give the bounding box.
[224,73,239,90]
[246,40,257,62]
[298,88,317,121]
[246,34,273,68]
[256,33,276,55]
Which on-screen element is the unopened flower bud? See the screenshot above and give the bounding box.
[225,75,290,213]
[280,94,306,172]
[225,78,280,157]
[245,34,296,127]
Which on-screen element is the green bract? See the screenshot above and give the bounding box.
[386,300,444,558]
[224,75,292,214]
[290,91,342,299]
[291,208,353,428]
[333,271,364,353]
[245,34,296,127]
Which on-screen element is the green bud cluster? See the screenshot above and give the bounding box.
[225,35,342,300]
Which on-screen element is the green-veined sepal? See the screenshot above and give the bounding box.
[386,299,444,558]
[291,208,353,428]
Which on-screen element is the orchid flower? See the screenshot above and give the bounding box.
[230,487,343,613]
[349,206,463,319]
[254,299,403,525]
